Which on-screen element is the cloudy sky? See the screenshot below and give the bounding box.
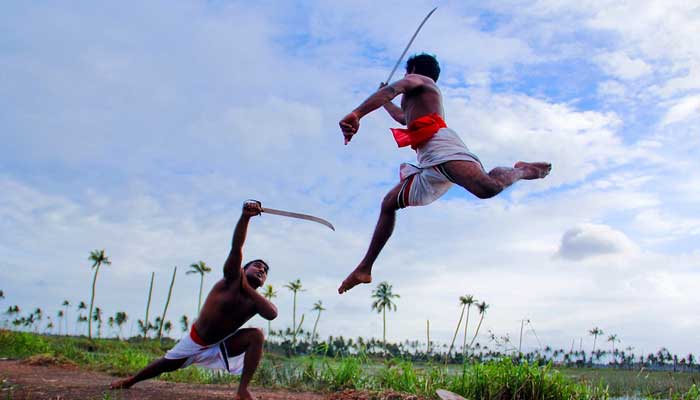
[2,1,699,357]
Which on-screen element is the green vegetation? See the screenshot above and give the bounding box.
[2,330,699,399]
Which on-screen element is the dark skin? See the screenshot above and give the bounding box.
[338,67,551,294]
[110,202,277,400]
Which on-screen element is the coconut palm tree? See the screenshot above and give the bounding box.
[311,300,326,345]
[163,320,173,336]
[115,311,128,339]
[87,249,111,340]
[33,308,43,333]
[462,295,476,356]
[180,315,189,333]
[468,301,489,348]
[262,284,277,335]
[371,281,400,353]
[607,334,620,364]
[92,307,103,338]
[61,300,70,335]
[284,279,305,346]
[57,310,64,335]
[76,301,87,335]
[589,327,604,354]
[446,294,474,363]
[187,261,212,314]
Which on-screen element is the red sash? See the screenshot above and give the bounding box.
[391,113,446,149]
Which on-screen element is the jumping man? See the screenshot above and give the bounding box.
[110,201,276,400]
[338,54,551,294]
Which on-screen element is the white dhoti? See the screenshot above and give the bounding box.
[165,327,245,375]
[397,127,483,208]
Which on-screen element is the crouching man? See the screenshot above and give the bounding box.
[111,201,276,400]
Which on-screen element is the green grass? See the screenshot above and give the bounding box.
[561,367,700,400]
[1,331,699,400]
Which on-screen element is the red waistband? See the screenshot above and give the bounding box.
[390,113,446,150]
[190,325,210,346]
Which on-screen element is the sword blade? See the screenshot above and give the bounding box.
[262,207,335,231]
[385,7,438,84]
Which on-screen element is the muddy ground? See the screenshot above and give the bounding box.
[0,360,425,400]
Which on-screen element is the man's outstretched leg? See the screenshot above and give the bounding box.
[110,357,187,389]
[225,328,265,400]
[337,160,550,294]
[442,160,551,199]
[338,182,403,294]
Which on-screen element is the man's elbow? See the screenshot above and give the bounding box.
[263,308,278,321]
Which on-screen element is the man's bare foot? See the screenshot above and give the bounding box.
[338,267,372,294]
[109,378,134,390]
[235,387,256,400]
[514,161,551,179]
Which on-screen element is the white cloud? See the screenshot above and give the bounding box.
[661,95,700,126]
[444,90,629,191]
[633,209,700,238]
[556,223,638,261]
[595,52,652,80]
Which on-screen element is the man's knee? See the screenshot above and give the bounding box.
[381,191,400,213]
[249,328,264,346]
[474,182,503,199]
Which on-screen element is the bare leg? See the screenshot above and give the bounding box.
[338,182,403,294]
[443,160,551,199]
[110,356,187,389]
[225,328,265,400]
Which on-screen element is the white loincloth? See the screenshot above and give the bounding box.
[165,329,245,375]
[397,127,484,208]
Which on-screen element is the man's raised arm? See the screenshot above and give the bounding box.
[223,202,262,282]
[379,83,407,125]
[339,76,421,144]
[240,271,278,320]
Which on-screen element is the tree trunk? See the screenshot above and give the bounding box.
[426,319,431,355]
[158,267,177,340]
[292,292,297,348]
[143,272,154,340]
[469,314,485,348]
[462,305,472,358]
[312,311,321,346]
[88,263,101,340]
[382,307,387,354]
[446,304,466,364]
[197,275,204,314]
[592,335,598,353]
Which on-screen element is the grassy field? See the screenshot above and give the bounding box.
[1,330,698,399]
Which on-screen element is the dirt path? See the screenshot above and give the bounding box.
[0,360,326,400]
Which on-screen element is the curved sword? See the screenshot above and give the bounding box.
[384,7,438,85]
[246,200,335,231]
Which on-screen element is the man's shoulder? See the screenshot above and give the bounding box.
[401,74,439,93]
[404,74,436,85]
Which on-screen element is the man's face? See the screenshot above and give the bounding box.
[245,261,268,288]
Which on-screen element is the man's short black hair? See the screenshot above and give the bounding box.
[406,53,440,82]
[243,259,269,273]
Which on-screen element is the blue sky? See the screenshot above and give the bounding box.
[1,1,699,357]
